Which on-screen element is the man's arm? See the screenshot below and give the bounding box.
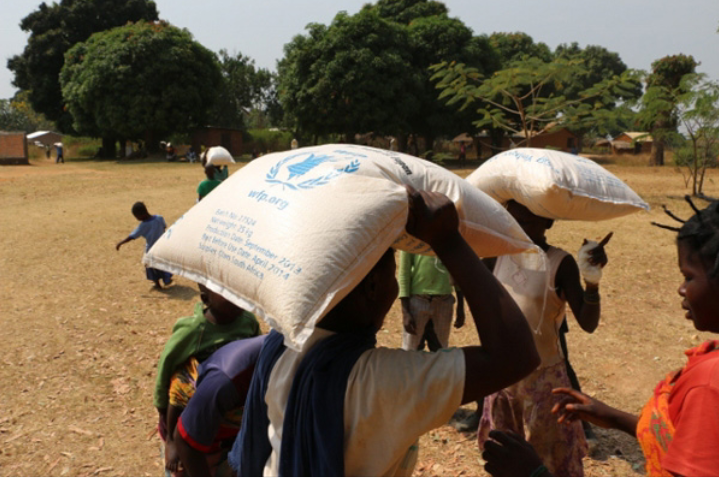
[405,189,539,405]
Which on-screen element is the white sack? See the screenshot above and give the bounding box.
[145,144,534,351]
[466,148,649,221]
[205,146,235,166]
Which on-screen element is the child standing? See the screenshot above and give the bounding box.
[197,165,222,201]
[158,284,261,473]
[115,201,172,289]
[477,200,610,477]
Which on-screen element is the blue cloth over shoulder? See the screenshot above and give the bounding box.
[229,328,376,476]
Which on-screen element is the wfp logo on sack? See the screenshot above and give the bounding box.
[265,152,360,190]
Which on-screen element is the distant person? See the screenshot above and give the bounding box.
[186,146,198,164]
[200,151,229,182]
[115,201,172,289]
[399,251,464,352]
[165,336,265,476]
[166,143,178,162]
[291,138,299,150]
[55,142,64,164]
[458,142,467,167]
[197,165,222,201]
[158,285,261,475]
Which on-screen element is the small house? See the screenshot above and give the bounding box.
[612,132,652,154]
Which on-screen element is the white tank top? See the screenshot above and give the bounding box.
[494,246,569,368]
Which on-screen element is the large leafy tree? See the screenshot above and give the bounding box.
[209,50,275,130]
[278,9,416,143]
[60,21,221,157]
[646,73,719,194]
[7,0,159,133]
[0,91,55,133]
[431,57,640,146]
[489,32,552,64]
[553,43,643,144]
[370,0,500,153]
[368,0,448,23]
[639,54,698,166]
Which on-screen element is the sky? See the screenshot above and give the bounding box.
[1,0,718,100]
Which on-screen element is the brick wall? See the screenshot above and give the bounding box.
[0,132,29,165]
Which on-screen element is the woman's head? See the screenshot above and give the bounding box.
[674,198,719,333]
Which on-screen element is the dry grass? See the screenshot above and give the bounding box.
[1,153,718,476]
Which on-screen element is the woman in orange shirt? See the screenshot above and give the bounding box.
[482,196,719,477]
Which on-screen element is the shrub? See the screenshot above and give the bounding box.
[245,129,294,154]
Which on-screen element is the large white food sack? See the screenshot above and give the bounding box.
[145,144,534,351]
[467,148,649,220]
[205,146,235,166]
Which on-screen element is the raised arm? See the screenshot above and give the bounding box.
[405,188,539,404]
[558,234,612,333]
[556,255,600,333]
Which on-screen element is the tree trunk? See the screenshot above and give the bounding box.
[650,140,665,166]
[101,137,116,159]
[490,129,505,156]
[422,134,435,157]
[397,133,408,153]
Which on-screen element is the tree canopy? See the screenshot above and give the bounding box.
[278,9,416,142]
[431,56,640,146]
[668,74,719,195]
[279,0,498,151]
[639,54,698,165]
[60,21,221,151]
[0,91,55,133]
[7,0,159,133]
[209,50,275,130]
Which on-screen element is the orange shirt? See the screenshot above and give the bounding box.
[663,342,719,476]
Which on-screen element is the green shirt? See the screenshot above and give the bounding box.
[197,179,222,199]
[153,302,260,409]
[398,251,454,298]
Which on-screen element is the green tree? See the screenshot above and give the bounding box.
[431,57,640,146]
[0,91,55,133]
[657,74,719,195]
[209,50,275,130]
[390,10,499,153]
[489,32,552,64]
[368,0,448,24]
[639,54,698,166]
[553,43,643,147]
[278,9,416,143]
[60,21,221,157]
[7,0,159,133]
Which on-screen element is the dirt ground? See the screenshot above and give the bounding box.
[1,154,717,477]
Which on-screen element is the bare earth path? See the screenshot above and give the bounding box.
[1,156,717,476]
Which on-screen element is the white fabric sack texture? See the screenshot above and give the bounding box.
[145,144,535,351]
[205,146,235,166]
[466,148,650,221]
